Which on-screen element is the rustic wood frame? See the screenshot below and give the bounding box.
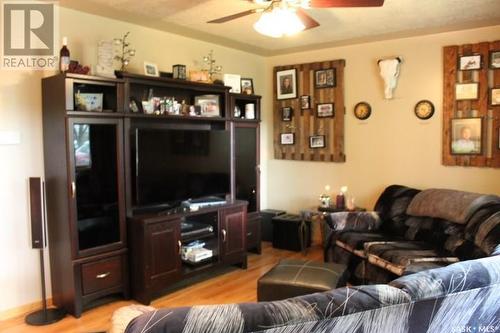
[442,40,500,168]
[273,60,345,162]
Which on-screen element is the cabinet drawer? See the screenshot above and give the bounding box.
[81,256,123,295]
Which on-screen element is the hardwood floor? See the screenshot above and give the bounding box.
[0,243,323,333]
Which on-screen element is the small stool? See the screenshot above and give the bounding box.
[257,259,349,302]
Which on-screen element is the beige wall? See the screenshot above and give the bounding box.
[0,7,266,314]
[263,25,500,214]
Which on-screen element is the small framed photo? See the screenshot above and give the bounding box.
[144,62,159,77]
[490,87,500,106]
[315,68,336,88]
[241,78,254,95]
[276,68,297,100]
[309,135,325,149]
[489,50,500,69]
[451,117,482,155]
[459,55,482,70]
[194,94,220,117]
[282,107,293,121]
[455,83,479,101]
[316,103,334,118]
[300,95,311,110]
[280,133,295,145]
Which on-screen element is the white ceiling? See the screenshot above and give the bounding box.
[60,0,500,55]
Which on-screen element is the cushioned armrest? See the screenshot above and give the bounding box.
[325,211,382,232]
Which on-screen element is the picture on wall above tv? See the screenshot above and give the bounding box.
[132,127,231,210]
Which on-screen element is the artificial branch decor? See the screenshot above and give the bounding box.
[114,32,136,71]
[202,50,223,82]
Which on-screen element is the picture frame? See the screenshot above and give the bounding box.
[309,135,326,149]
[459,55,482,71]
[300,95,311,110]
[223,74,241,93]
[316,103,335,118]
[282,107,293,121]
[172,64,186,80]
[241,78,254,95]
[455,83,479,101]
[490,87,500,106]
[194,94,220,117]
[144,62,159,77]
[489,50,500,69]
[314,68,336,88]
[276,68,297,100]
[280,133,295,145]
[450,117,482,155]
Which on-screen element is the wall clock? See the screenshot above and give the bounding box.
[414,100,435,120]
[353,102,371,120]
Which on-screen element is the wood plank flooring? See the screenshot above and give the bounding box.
[0,243,323,333]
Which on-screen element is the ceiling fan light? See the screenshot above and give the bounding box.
[253,7,305,38]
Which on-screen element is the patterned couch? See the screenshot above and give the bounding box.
[121,255,500,333]
[324,185,500,284]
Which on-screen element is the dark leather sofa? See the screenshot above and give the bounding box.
[324,185,500,284]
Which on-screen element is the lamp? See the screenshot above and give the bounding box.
[253,4,305,38]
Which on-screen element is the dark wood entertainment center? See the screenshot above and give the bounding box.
[41,72,261,316]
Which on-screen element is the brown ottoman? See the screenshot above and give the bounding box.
[257,259,349,302]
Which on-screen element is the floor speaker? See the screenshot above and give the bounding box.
[25,177,66,326]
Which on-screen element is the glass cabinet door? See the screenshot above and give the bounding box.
[234,125,259,213]
[69,119,124,254]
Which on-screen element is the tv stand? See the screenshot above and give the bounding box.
[129,200,247,305]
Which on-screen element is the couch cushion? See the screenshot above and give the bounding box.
[389,255,500,301]
[406,189,500,224]
[336,232,397,258]
[365,241,458,276]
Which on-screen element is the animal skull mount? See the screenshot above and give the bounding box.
[378,57,402,99]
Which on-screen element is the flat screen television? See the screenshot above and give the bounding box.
[132,127,231,210]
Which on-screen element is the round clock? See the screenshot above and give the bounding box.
[354,102,372,120]
[414,100,435,120]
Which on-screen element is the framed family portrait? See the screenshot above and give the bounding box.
[455,83,479,100]
[280,133,295,145]
[300,95,311,109]
[490,88,500,106]
[241,78,254,95]
[317,103,334,118]
[315,68,335,88]
[450,118,482,155]
[309,135,325,149]
[459,55,482,70]
[282,107,293,121]
[194,95,220,117]
[489,50,500,69]
[276,69,297,100]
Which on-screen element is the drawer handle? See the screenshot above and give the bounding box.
[222,229,227,242]
[247,232,252,236]
[178,240,182,255]
[96,272,111,279]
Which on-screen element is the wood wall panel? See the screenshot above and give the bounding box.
[442,40,500,168]
[273,59,345,162]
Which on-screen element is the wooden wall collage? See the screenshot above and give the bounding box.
[273,60,345,162]
[443,40,500,168]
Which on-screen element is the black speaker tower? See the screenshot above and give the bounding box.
[25,177,66,326]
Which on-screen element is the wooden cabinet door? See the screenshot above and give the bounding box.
[146,220,182,289]
[220,206,247,265]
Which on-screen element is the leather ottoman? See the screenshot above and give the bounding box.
[257,259,349,301]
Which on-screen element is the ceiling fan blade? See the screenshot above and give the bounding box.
[296,8,320,30]
[207,9,260,23]
[309,0,384,7]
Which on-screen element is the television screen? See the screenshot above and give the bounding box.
[133,128,231,208]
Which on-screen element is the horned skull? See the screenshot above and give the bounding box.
[378,57,402,99]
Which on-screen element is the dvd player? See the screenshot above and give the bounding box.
[181,196,227,210]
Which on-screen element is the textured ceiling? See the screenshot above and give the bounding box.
[60,0,500,55]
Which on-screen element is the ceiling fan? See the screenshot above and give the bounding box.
[207,0,385,36]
